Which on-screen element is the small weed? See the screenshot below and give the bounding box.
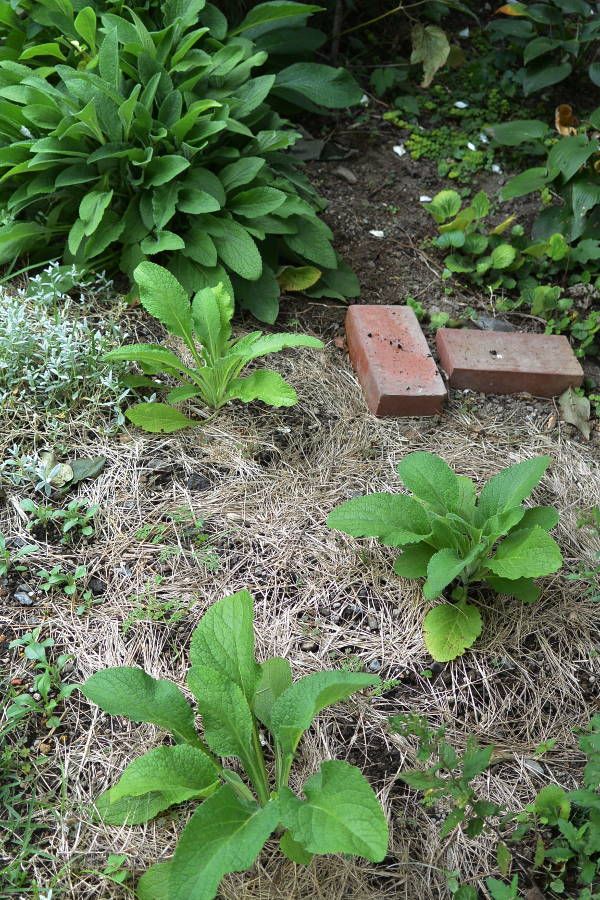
[21,498,98,544]
[122,575,191,635]
[6,627,74,728]
[37,564,87,598]
[0,534,36,579]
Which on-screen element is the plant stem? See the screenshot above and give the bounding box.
[340,4,403,37]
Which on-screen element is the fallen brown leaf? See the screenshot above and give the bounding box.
[555,104,578,136]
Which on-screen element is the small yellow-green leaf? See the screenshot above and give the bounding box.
[126,402,196,433]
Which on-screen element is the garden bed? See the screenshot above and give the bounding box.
[2,242,599,895]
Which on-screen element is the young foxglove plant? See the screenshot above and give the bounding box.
[80,590,388,898]
[327,452,563,661]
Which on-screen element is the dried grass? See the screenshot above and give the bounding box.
[1,343,599,899]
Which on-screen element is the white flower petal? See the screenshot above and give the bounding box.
[393,144,406,158]
[454,101,468,109]
[369,230,385,238]
[419,195,432,203]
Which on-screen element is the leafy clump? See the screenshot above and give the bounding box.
[80,590,388,898]
[327,452,563,661]
[107,261,323,431]
[0,0,361,321]
[390,713,600,899]
[425,188,600,359]
[490,0,600,96]
[0,264,128,431]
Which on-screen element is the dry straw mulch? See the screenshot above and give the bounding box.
[2,344,599,899]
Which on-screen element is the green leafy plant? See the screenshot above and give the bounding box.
[490,1,600,96]
[7,627,74,728]
[384,82,512,184]
[391,713,600,898]
[0,533,36,578]
[20,497,98,543]
[37,563,87,597]
[0,0,361,321]
[497,124,600,245]
[327,451,563,661]
[425,188,600,359]
[391,714,499,839]
[568,507,600,602]
[79,590,388,898]
[425,188,570,289]
[105,262,323,432]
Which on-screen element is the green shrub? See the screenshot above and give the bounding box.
[327,452,563,661]
[105,261,323,431]
[496,118,600,246]
[489,0,600,96]
[80,590,388,899]
[0,0,362,321]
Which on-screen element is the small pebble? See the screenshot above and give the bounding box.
[300,640,318,652]
[15,590,34,606]
[368,659,382,673]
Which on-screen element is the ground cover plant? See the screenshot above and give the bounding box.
[0,265,128,431]
[327,452,563,661]
[106,261,323,432]
[80,589,388,897]
[0,0,362,320]
[424,187,600,358]
[391,712,600,898]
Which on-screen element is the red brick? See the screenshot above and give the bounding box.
[436,328,584,397]
[345,305,447,416]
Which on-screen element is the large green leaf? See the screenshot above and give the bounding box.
[191,282,233,361]
[410,23,450,87]
[279,760,388,861]
[487,526,563,579]
[230,2,323,36]
[484,576,541,604]
[500,168,550,201]
[327,493,432,547]
[393,543,435,578]
[126,402,197,433]
[189,590,260,702]
[491,119,548,146]
[210,220,262,281]
[547,135,600,182]
[230,186,286,218]
[219,157,266,192]
[187,667,254,760]
[80,667,199,745]
[252,657,292,731]
[133,261,194,342]
[95,745,219,824]
[477,456,550,522]
[103,343,190,375]
[524,61,572,94]
[145,155,190,187]
[423,546,484,600]
[396,451,460,513]
[141,787,279,900]
[270,671,378,756]
[228,370,297,406]
[274,63,362,108]
[238,332,323,361]
[423,601,482,662]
